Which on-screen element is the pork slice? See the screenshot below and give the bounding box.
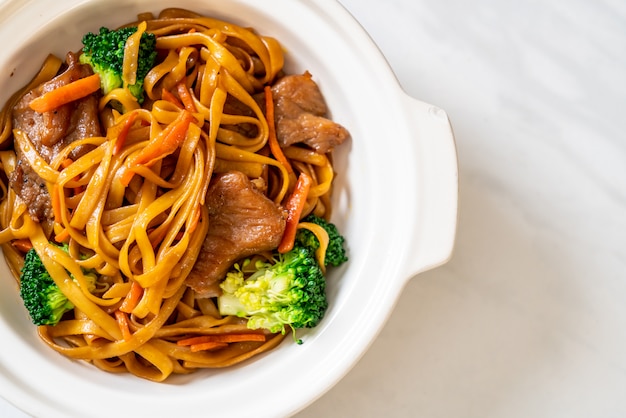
[272,72,350,154]
[10,160,51,223]
[186,171,287,297]
[10,51,102,224]
[13,52,95,151]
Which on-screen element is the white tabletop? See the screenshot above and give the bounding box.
[2,0,625,417]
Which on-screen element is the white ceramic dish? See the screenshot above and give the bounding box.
[0,0,458,416]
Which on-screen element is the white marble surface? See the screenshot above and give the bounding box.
[2,0,626,416]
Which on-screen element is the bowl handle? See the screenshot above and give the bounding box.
[402,94,459,280]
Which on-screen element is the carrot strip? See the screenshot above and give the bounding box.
[113,111,138,155]
[119,167,137,188]
[54,228,70,243]
[264,86,293,174]
[11,239,32,253]
[175,205,202,241]
[120,110,195,186]
[161,89,184,109]
[29,73,101,113]
[189,342,228,352]
[119,281,143,313]
[187,205,201,235]
[278,172,313,253]
[58,158,84,195]
[51,184,63,223]
[133,110,195,167]
[177,333,266,346]
[115,310,132,341]
[60,158,73,169]
[176,80,197,113]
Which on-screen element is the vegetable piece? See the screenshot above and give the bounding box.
[120,110,195,186]
[19,245,97,326]
[161,89,184,109]
[115,310,132,341]
[132,110,195,167]
[176,80,197,113]
[177,333,266,352]
[113,110,138,155]
[12,239,33,253]
[28,73,101,113]
[296,214,348,267]
[51,184,64,224]
[119,280,143,313]
[80,26,157,103]
[188,342,228,352]
[264,86,293,174]
[217,243,327,343]
[54,228,71,244]
[278,172,312,254]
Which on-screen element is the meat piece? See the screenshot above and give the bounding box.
[186,171,286,296]
[10,52,102,224]
[272,72,350,154]
[9,161,51,223]
[221,95,260,139]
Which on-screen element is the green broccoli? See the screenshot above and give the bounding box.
[79,26,157,103]
[296,214,348,267]
[19,246,97,326]
[218,244,328,344]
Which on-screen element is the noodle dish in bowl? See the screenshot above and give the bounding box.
[0,0,458,417]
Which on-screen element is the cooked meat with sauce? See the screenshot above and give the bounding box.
[186,171,287,296]
[10,52,102,224]
[271,72,350,154]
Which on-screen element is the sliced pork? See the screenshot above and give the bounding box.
[10,52,102,224]
[271,72,350,154]
[186,171,286,296]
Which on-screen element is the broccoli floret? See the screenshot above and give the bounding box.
[218,244,328,343]
[19,246,97,326]
[80,26,157,103]
[296,214,348,267]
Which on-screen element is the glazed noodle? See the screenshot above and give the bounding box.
[0,8,348,381]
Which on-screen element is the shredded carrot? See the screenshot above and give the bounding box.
[113,111,138,155]
[114,310,133,341]
[54,228,70,243]
[120,110,195,186]
[11,239,32,253]
[177,334,264,352]
[148,226,168,250]
[264,86,293,174]
[119,167,137,188]
[51,184,63,223]
[58,158,83,195]
[174,205,202,241]
[189,342,228,352]
[177,333,266,347]
[187,205,201,235]
[29,73,101,113]
[60,158,73,169]
[119,281,143,313]
[176,79,197,113]
[161,89,184,109]
[278,172,313,253]
[133,110,195,167]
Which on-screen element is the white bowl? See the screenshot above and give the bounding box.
[0,0,458,416]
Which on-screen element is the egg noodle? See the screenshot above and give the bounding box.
[0,8,338,381]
